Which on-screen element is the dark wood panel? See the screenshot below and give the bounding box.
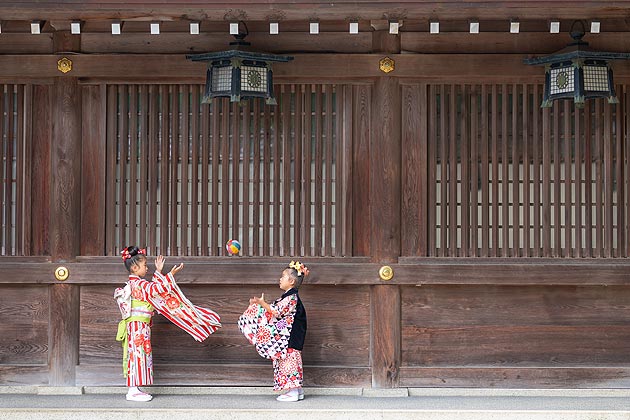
[48,284,80,385]
[403,325,630,366]
[400,367,630,388]
[50,77,81,261]
[80,285,369,366]
[80,85,106,256]
[0,286,49,364]
[401,285,630,367]
[30,85,51,256]
[370,285,401,387]
[76,363,371,387]
[401,285,630,327]
[0,366,49,386]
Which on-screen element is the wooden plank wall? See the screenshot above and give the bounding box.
[2,54,630,388]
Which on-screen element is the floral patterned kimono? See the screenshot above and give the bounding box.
[238,288,306,391]
[115,270,221,386]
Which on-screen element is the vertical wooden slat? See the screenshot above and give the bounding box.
[19,85,30,255]
[470,85,479,256]
[401,84,421,256]
[190,86,200,255]
[0,86,6,252]
[232,101,241,248]
[335,84,344,256]
[221,98,230,254]
[31,85,51,256]
[139,85,149,252]
[105,85,117,254]
[542,104,551,257]
[4,85,12,254]
[273,88,282,256]
[619,85,630,258]
[595,100,603,257]
[181,85,190,255]
[282,86,292,255]
[304,85,313,256]
[325,84,334,256]
[314,85,324,256]
[169,85,179,254]
[294,86,303,255]
[118,85,128,249]
[615,87,624,257]
[449,84,457,256]
[461,84,470,256]
[584,101,593,257]
[128,85,138,248]
[501,84,509,256]
[15,86,24,254]
[427,85,436,256]
[522,84,530,257]
[575,103,582,257]
[263,102,271,256]
[252,99,261,256]
[604,102,613,257]
[341,85,353,257]
[481,84,489,257]
[147,85,159,254]
[439,84,447,256]
[532,84,541,257]
[564,101,572,257]
[491,85,499,257]
[159,85,169,254]
[201,97,211,255]
[553,101,561,256]
[512,84,520,257]
[209,100,219,255]
[242,100,251,257]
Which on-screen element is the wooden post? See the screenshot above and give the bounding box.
[48,30,81,386]
[369,28,402,388]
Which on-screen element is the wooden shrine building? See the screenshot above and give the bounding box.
[2,0,630,389]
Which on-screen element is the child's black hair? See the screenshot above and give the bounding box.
[286,267,304,289]
[123,245,147,272]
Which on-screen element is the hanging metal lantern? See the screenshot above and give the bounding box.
[186,22,293,105]
[524,21,630,108]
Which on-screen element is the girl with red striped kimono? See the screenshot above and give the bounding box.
[238,261,308,402]
[114,246,221,402]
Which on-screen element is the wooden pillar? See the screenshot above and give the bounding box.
[369,28,402,388]
[48,30,81,386]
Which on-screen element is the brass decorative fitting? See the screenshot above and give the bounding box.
[57,57,73,74]
[54,266,69,281]
[379,265,394,281]
[379,57,395,74]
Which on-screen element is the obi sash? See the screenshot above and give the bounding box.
[115,300,154,377]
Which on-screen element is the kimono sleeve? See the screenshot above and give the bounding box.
[268,294,297,321]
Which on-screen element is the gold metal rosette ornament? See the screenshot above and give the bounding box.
[379,57,395,74]
[379,265,394,281]
[57,57,73,74]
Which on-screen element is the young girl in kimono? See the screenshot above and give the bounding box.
[114,245,221,402]
[238,261,308,402]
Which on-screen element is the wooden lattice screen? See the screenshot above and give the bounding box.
[0,84,28,256]
[106,84,349,257]
[427,83,629,257]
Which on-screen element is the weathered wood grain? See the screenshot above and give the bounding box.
[0,286,49,365]
[49,284,80,385]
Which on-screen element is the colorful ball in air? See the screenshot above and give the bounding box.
[226,239,241,255]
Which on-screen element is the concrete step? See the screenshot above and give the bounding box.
[2,387,630,420]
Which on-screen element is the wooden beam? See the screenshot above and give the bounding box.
[0,1,629,21]
[3,257,630,285]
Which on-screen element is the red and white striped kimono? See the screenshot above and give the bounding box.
[115,271,221,386]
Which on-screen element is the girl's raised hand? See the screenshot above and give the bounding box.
[170,263,184,275]
[155,255,165,272]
